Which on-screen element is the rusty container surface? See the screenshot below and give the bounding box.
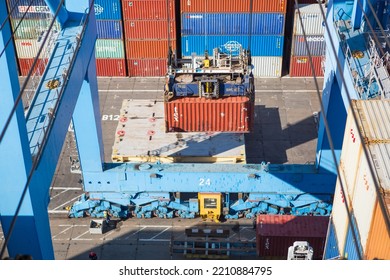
[180,0,287,13]
[164,96,254,133]
[122,0,176,20]
[256,215,329,259]
[18,58,48,76]
[96,58,126,76]
[127,59,167,76]
[125,39,176,59]
[289,56,324,77]
[124,20,176,40]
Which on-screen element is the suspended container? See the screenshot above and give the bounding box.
[181,13,285,35]
[292,35,325,56]
[7,0,51,19]
[256,215,329,260]
[11,19,61,39]
[96,58,126,76]
[181,35,284,57]
[96,20,123,39]
[18,58,48,76]
[95,39,125,58]
[125,40,176,59]
[121,0,176,20]
[293,4,326,36]
[289,56,324,77]
[127,59,167,76]
[93,0,122,20]
[164,96,254,133]
[180,0,287,13]
[251,56,282,77]
[343,213,363,260]
[323,218,341,260]
[124,20,176,40]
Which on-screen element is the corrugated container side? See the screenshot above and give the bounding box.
[180,0,287,13]
[251,56,282,77]
[181,13,285,35]
[7,0,51,19]
[164,97,253,133]
[365,201,390,259]
[124,20,176,40]
[93,0,122,20]
[14,39,43,58]
[255,215,329,260]
[127,59,166,76]
[125,40,176,59]
[292,35,326,56]
[294,4,326,35]
[95,39,125,58]
[289,56,324,77]
[11,19,61,39]
[96,20,123,39]
[122,0,175,20]
[96,58,126,76]
[343,213,364,259]
[181,35,284,57]
[18,58,48,76]
[323,218,341,259]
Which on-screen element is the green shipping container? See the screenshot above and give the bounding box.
[11,19,61,39]
[95,39,125,58]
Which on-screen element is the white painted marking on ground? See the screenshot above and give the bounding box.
[150,227,170,240]
[124,226,146,240]
[139,239,170,242]
[73,230,90,240]
[48,210,71,214]
[52,226,74,239]
[100,229,116,240]
[50,188,70,199]
[50,194,81,211]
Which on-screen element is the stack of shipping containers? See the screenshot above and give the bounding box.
[7,0,60,76]
[94,0,126,76]
[122,0,176,76]
[180,0,286,77]
[323,100,390,260]
[289,3,326,77]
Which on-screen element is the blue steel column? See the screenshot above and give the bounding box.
[0,0,54,259]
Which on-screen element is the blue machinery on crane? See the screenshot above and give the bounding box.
[0,0,388,259]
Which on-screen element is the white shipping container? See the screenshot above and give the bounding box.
[14,39,44,58]
[251,56,282,77]
[294,4,326,35]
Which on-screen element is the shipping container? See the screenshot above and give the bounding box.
[294,4,326,35]
[122,0,175,20]
[96,20,123,39]
[14,39,44,58]
[125,40,176,59]
[365,202,390,259]
[127,59,167,76]
[96,58,126,76]
[181,13,285,35]
[180,0,287,13]
[181,35,284,57]
[11,19,61,39]
[123,20,176,40]
[18,58,48,76]
[292,35,325,56]
[343,213,363,260]
[256,215,329,259]
[7,0,51,19]
[93,0,122,20]
[95,39,125,58]
[323,218,341,260]
[251,56,282,77]
[289,55,324,77]
[164,96,253,133]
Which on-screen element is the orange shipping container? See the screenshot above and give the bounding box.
[127,59,167,76]
[96,58,127,76]
[125,39,176,59]
[180,0,287,13]
[124,20,176,40]
[164,96,254,133]
[365,201,390,260]
[18,58,48,76]
[289,55,324,77]
[122,0,176,20]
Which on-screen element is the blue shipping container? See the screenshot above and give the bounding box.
[96,20,123,39]
[94,0,122,20]
[344,214,363,260]
[181,35,284,57]
[7,0,51,19]
[182,13,285,35]
[323,219,341,260]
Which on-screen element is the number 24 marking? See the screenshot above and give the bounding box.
[199,178,211,186]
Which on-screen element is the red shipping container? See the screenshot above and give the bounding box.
[180,0,287,13]
[18,58,48,76]
[126,39,176,59]
[289,55,324,77]
[127,59,167,76]
[122,0,176,20]
[164,96,254,132]
[96,58,127,76]
[124,20,176,40]
[256,215,329,259]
